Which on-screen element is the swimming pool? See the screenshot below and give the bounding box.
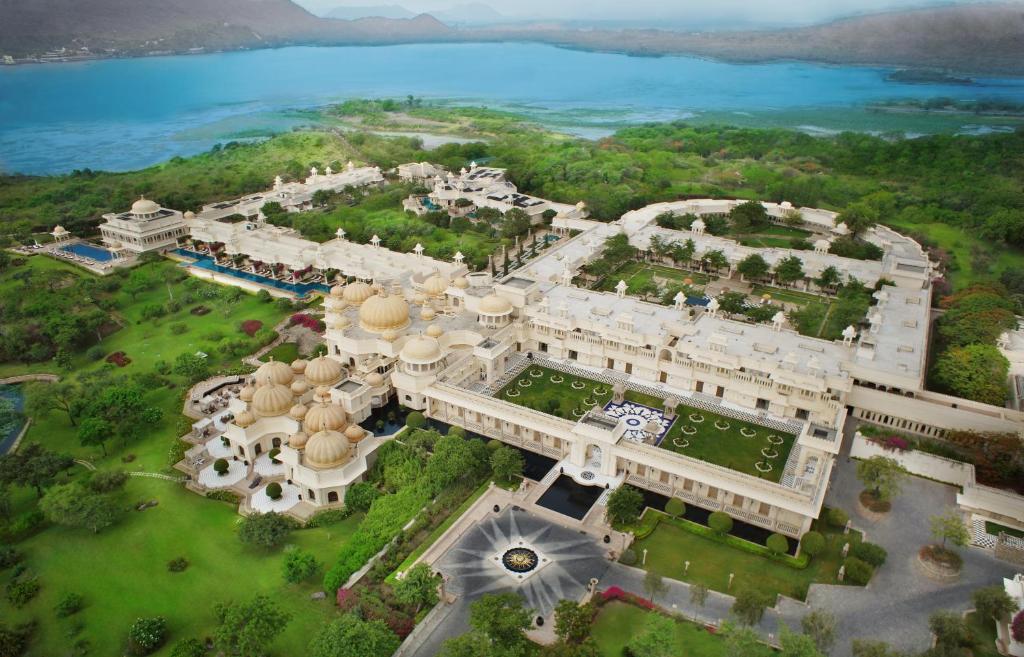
[173,249,330,297]
[61,243,115,261]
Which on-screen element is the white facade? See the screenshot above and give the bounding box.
[100,197,188,253]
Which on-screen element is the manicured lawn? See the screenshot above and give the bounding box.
[965,611,1002,657]
[497,365,794,481]
[263,341,301,364]
[1,476,363,656]
[597,261,710,295]
[591,601,725,657]
[985,520,1024,539]
[633,515,860,601]
[733,225,811,249]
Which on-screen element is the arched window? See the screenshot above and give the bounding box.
[328,491,339,503]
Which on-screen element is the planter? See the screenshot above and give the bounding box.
[517,379,532,388]
[688,413,705,423]
[767,434,784,445]
[714,420,731,431]
[680,425,697,436]
[760,448,779,459]
[755,462,773,473]
[917,545,962,580]
[740,427,757,438]
[571,381,586,390]
[672,437,690,448]
[549,375,564,384]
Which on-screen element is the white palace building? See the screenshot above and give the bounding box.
[165,161,1023,539]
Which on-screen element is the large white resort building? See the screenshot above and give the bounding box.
[175,162,1024,541]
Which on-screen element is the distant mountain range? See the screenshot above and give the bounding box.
[324,3,503,25]
[1,0,1022,75]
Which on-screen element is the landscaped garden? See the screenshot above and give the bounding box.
[596,261,710,296]
[630,508,868,601]
[495,365,796,482]
[591,600,725,657]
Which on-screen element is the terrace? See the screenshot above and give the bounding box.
[493,364,796,483]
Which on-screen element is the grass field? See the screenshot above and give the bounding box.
[733,224,811,249]
[591,601,725,657]
[633,516,859,601]
[262,342,301,364]
[597,261,710,297]
[496,366,795,481]
[1,477,363,656]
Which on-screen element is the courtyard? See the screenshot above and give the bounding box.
[495,365,796,483]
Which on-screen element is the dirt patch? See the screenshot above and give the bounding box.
[859,490,892,513]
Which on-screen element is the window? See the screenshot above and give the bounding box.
[795,408,810,420]
[695,381,704,393]
[539,342,548,352]
[756,398,769,410]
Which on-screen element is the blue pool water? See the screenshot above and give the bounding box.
[61,243,115,261]
[174,249,330,297]
[0,384,26,456]
[3,43,1024,174]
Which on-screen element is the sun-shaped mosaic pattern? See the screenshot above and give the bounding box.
[603,401,674,443]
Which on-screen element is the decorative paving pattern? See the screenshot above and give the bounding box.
[197,459,245,488]
[602,401,674,443]
[204,436,233,459]
[249,482,301,514]
[254,453,286,477]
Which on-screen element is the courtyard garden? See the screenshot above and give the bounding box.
[596,261,710,299]
[631,510,863,601]
[496,365,796,482]
[591,600,725,657]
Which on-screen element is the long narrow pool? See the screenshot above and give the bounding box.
[173,249,330,297]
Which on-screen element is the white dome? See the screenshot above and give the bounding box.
[290,380,309,396]
[342,281,375,305]
[251,382,293,417]
[400,335,443,364]
[288,431,309,449]
[426,324,443,338]
[423,273,449,297]
[365,372,384,387]
[304,356,343,387]
[183,211,196,220]
[290,359,308,374]
[238,385,256,402]
[305,430,350,468]
[304,402,347,432]
[420,307,436,321]
[478,294,512,315]
[289,403,308,420]
[131,197,160,216]
[453,276,469,289]
[359,291,410,333]
[255,359,294,386]
[344,424,366,442]
[330,284,345,298]
[234,411,256,428]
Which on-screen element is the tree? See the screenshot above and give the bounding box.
[553,600,593,645]
[643,569,668,604]
[238,512,295,549]
[173,352,209,384]
[690,583,709,617]
[738,254,771,281]
[778,626,825,657]
[490,446,524,483]
[80,385,163,447]
[0,442,73,497]
[722,622,768,657]
[929,611,969,651]
[800,609,837,654]
[77,416,112,455]
[837,204,877,238]
[815,266,842,291]
[344,482,380,512]
[309,613,400,657]
[406,412,426,429]
[800,531,825,558]
[929,509,970,550]
[931,344,1010,406]
[972,585,1016,620]
[88,469,129,493]
[282,549,319,584]
[665,497,686,518]
[39,482,117,533]
[774,256,806,286]
[501,209,532,238]
[468,592,533,648]
[606,485,643,525]
[702,249,729,273]
[730,200,769,232]
[767,533,789,556]
[424,435,487,493]
[214,595,291,657]
[214,458,229,475]
[855,456,905,502]
[851,640,907,657]
[394,563,438,613]
[439,632,493,657]
[627,613,676,657]
[170,638,206,657]
[732,587,773,626]
[127,617,167,656]
[25,381,80,426]
[708,511,733,536]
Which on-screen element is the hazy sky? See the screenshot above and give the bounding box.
[296,0,1000,24]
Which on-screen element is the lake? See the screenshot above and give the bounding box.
[2,42,1024,174]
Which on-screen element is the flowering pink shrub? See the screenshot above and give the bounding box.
[1012,610,1024,642]
[601,586,626,602]
[599,586,654,609]
[240,320,263,336]
[290,313,325,333]
[336,587,356,610]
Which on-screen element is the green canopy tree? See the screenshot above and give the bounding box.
[606,485,643,525]
[394,563,439,613]
[214,594,291,657]
[774,256,806,286]
[309,613,399,657]
[627,614,677,657]
[39,482,117,533]
[931,344,1010,405]
[855,456,906,503]
[738,254,771,281]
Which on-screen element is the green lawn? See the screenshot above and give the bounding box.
[496,365,795,482]
[1,477,363,656]
[262,342,301,364]
[985,521,1024,539]
[597,261,710,296]
[591,601,725,657]
[965,611,1002,657]
[633,515,860,601]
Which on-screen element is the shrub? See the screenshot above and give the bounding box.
[170,322,189,335]
[88,470,129,493]
[344,482,381,513]
[0,545,22,570]
[268,448,281,463]
[238,511,296,549]
[240,319,263,336]
[167,557,189,573]
[486,438,502,451]
[619,549,638,566]
[1012,610,1024,642]
[851,542,887,567]
[55,592,85,618]
[205,490,240,504]
[406,412,426,429]
[826,507,849,528]
[665,497,686,518]
[842,557,874,585]
[282,549,319,584]
[766,533,790,556]
[85,345,106,361]
[800,531,826,558]
[127,616,167,656]
[6,577,41,607]
[213,458,229,476]
[265,482,283,500]
[106,351,131,367]
[708,511,733,536]
[305,508,350,528]
[170,638,205,657]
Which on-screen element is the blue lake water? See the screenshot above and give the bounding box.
[0,384,26,456]
[2,42,1024,174]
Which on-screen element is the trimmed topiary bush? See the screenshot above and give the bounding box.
[842,557,873,585]
[851,541,887,567]
[406,412,426,429]
[665,497,686,518]
[620,549,638,566]
[213,458,229,476]
[265,482,283,500]
[826,507,849,529]
[800,531,826,558]
[708,511,733,536]
[486,439,503,451]
[766,533,790,556]
[268,448,281,463]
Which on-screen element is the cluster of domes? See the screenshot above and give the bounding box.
[342,281,374,305]
[359,290,410,333]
